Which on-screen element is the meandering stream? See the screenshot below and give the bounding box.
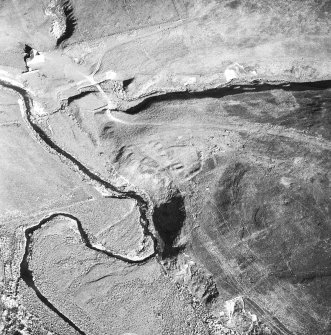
[0,79,158,334]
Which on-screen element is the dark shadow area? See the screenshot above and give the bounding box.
[123,78,134,91]
[56,0,77,47]
[67,90,92,105]
[152,193,186,258]
[23,44,33,72]
[23,44,32,56]
[121,80,331,115]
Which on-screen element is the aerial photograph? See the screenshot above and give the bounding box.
[0,0,330,334]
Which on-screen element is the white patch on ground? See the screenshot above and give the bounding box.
[51,20,64,39]
[45,0,66,40]
[105,70,120,80]
[294,157,304,165]
[225,100,242,105]
[17,98,27,123]
[280,176,293,187]
[224,296,245,320]
[224,63,245,82]
[94,184,118,197]
[224,63,257,82]
[172,75,197,86]
[32,100,47,117]
[26,50,45,70]
[224,68,239,82]
[1,295,18,309]
[0,69,10,76]
[92,242,107,251]
[0,75,24,88]
[17,98,24,110]
[1,294,41,334]
[183,77,197,86]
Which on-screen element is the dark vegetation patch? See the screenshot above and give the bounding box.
[203,157,216,172]
[225,0,242,9]
[277,91,331,140]
[214,162,248,225]
[99,121,116,140]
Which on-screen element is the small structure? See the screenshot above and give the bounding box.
[23,45,45,72]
